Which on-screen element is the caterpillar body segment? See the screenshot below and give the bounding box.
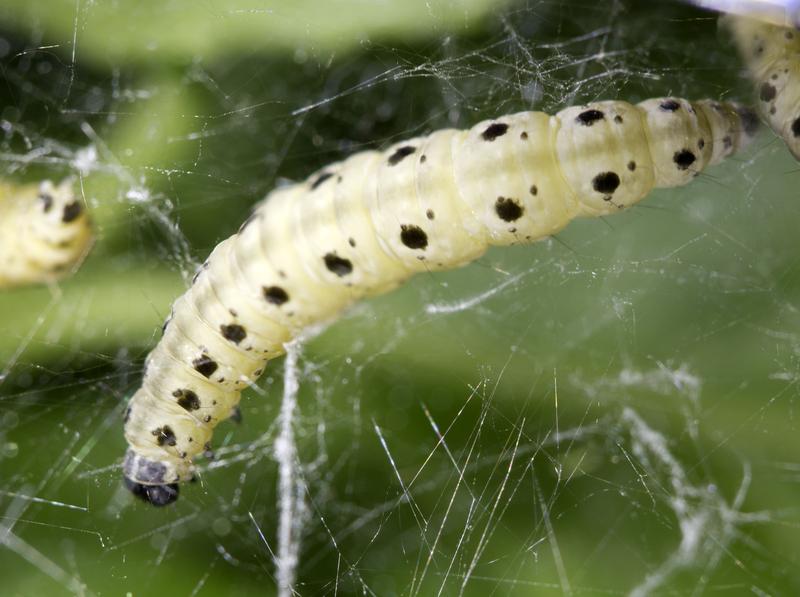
[0,179,93,289]
[122,97,757,505]
[724,14,800,158]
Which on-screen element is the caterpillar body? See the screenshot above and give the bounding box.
[725,14,800,158]
[0,179,93,289]
[122,97,757,506]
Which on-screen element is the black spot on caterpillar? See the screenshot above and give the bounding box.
[220,324,247,344]
[724,15,800,158]
[576,109,605,125]
[481,122,509,140]
[659,99,681,112]
[311,172,334,190]
[0,179,93,289]
[173,388,201,411]
[323,252,354,277]
[592,172,621,195]
[760,82,777,102]
[263,285,290,305]
[494,197,524,221]
[673,150,697,169]
[387,145,416,166]
[61,201,83,223]
[399,224,428,250]
[153,425,177,447]
[122,97,757,505]
[192,355,219,378]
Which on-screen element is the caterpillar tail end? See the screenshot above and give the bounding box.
[123,476,179,507]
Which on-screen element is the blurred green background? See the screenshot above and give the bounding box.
[1,0,800,594]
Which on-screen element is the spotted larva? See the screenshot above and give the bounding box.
[724,14,800,158]
[0,178,93,289]
[122,97,758,506]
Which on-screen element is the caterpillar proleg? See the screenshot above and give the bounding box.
[122,97,757,506]
[724,14,800,158]
[0,178,93,289]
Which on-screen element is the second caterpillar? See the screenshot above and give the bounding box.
[0,178,93,289]
[122,96,758,506]
[724,14,800,158]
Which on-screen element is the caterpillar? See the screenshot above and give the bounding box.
[122,97,758,506]
[0,178,93,289]
[724,14,800,158]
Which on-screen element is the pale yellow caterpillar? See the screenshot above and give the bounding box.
[724,14,800,158]
[0,178,93,289]
[122,97,758,506]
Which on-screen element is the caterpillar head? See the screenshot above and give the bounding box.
[123,449,181,506]
[123,477,179,507]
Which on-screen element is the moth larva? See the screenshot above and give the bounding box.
[724,14,800,158]
[122,97,758,506]
[0,178,93,289]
